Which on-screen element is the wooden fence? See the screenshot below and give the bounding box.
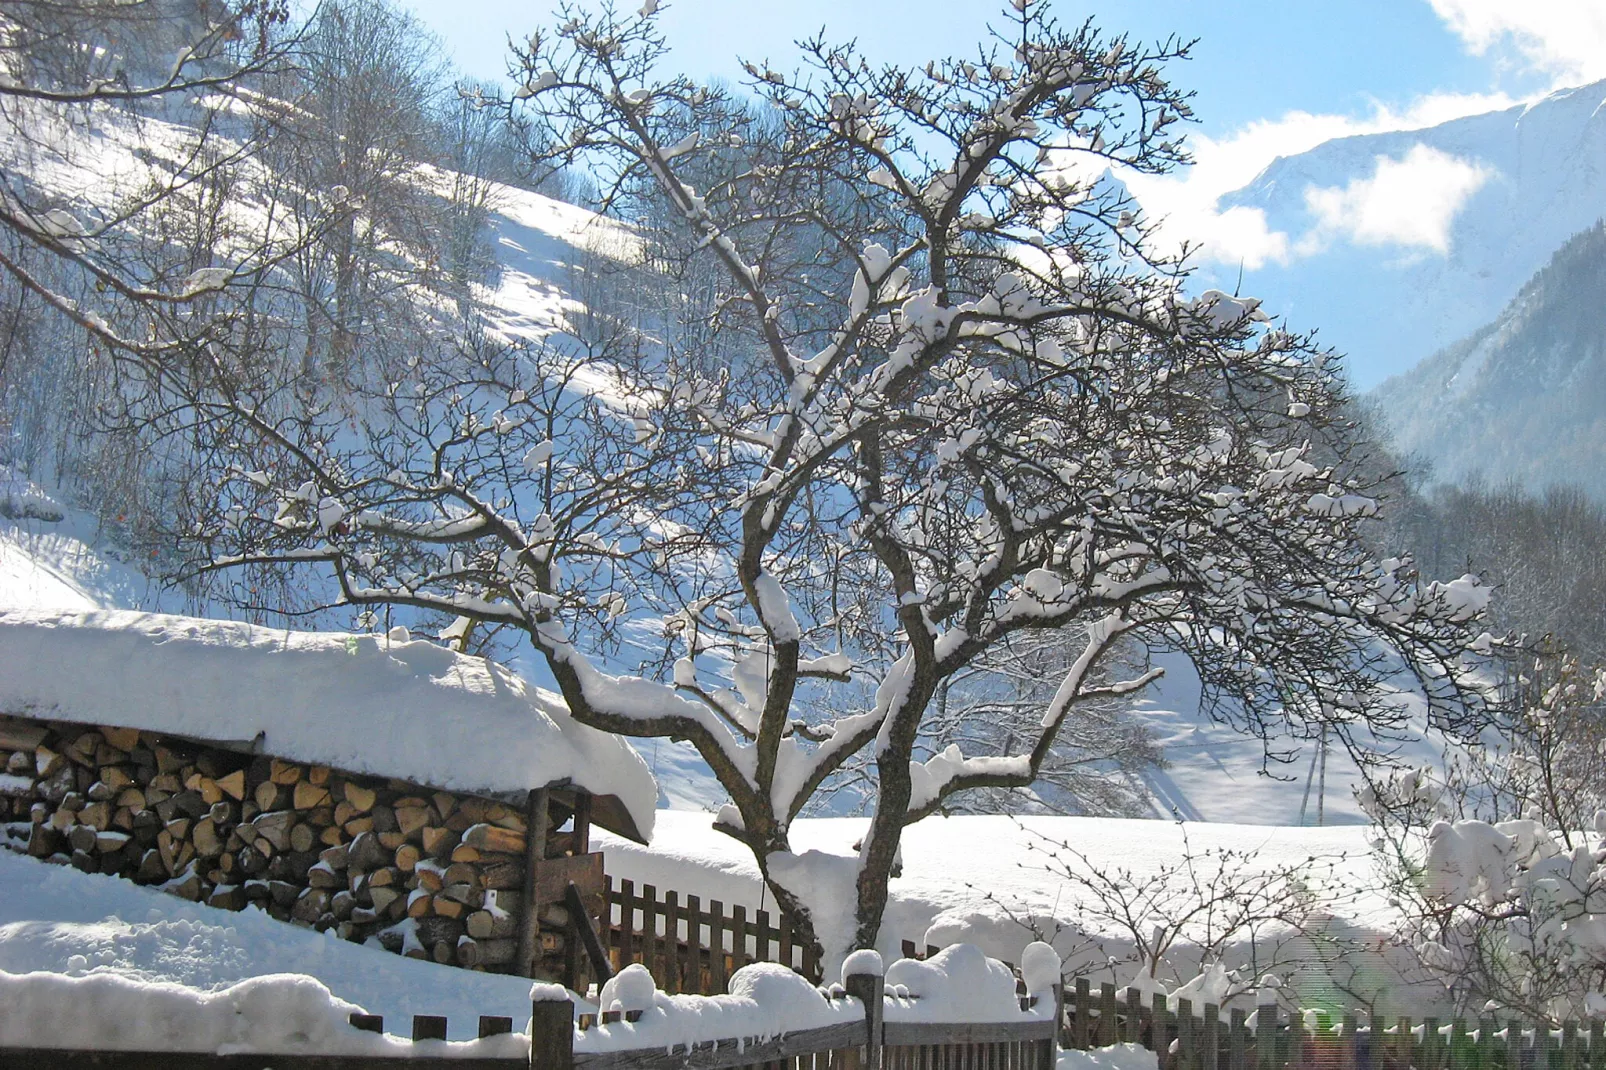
[602,876,822,992]
[545,970,1060,1070]
[1063,979,1606,1070]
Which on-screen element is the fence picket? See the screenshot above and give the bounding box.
[1229,1008,1247,1070]
[1202,1004,1219,1070]
[1255,1004,1276,1070]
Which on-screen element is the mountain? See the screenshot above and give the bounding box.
[1371,222,1606,496]
[1197,80,1606,390]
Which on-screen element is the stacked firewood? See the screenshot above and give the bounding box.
[0,715,573,975]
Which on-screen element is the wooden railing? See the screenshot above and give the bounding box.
[1063,979,1606,1070]
[602,875,822,991]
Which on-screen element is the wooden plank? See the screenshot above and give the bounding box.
[1228,1008,1247,1070]
[1589,1020,1604,1070]
[686,894,704,994]
[1202,1004,1220,1070]
[573,1021,868,1070]
[1099,984,1118,1048]
[884,1022,1058,1046]
[709,899,729,993]
[515,786,551,977]
[533,996,575,1070]
[756,908,773,964]
[1073,979,1091,1050]
[664,891,682,994]
[731,904,748,971]
[1255,1005,1277,1070]
[1507,1019,1523,1070]
[620,879,638,971]
[1177,998,1194,1070]
[566,881,615,988]
[1127,987,1143,1046]
[1564,1022,1580,1070]
[641,884,660,981]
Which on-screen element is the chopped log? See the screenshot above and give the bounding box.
[450,844,481,864]
[463,822,524,855]
[215,770,247,801]
[217,851,237,877]
[208,800,236,825]
[319,825,344,847]
[368,866,400,888]
[35,746,64,778]
[0,716,49,751]
[163,867,203,901]
[439,883,478,907]
[342,781,377,812]
[116,788,146,810]
[169,790,208,820]
[209,885,247,911]
[136,848,166,882]
[68,824,98,854]
[431,940,454,965]
[192,818,223,858]
[6,750,30,775]
[268,880,300,907]
[413,863,443,894]
[319,843,349,870]
[254,781,286,811]
[71,848,97,873]
[394,843,422,873]
[433,896,465,920]
[289,822,316,854]
[293,781,330,810]
[333,801,357,826]
[78,801,110,829]
[482,860,523,890]
[331,890,355,919]
[344,816,374,837]
[164,817,192,841]
[369,886,402,915]
[444,862,480,888]
[420,826,455,858]
[86,780,116,803]
[467,909,517,940]
[269,759,301,785]
[292,888,331,925]
[249,810,295,853]
[112,807,134,832]
[309,862,344,889]
[48,808,74,832]
[370,807,398,834]
[462,937,515,968]
[27,823,63,858]
[393,809,430,841]
[347,831,387,872]
[99,766,134,792]
[308,764,331,787]
[407,890,432,918]
[62,732,100,766]
[95,830,131,854]
[153,747,185,775]
[377,831,406,851]
[99,726,141,753]
[236,845,267,876]
[432,793,456,822]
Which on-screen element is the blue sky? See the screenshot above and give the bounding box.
[398,0,1601,252]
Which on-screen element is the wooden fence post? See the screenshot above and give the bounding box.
[517,786,551,979]
[1256,1003,1277,1070]
[845,965,885,1070]
[531,993,574,1070]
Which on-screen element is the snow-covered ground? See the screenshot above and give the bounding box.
[0,848,536,1042]
[594,810,1406,1005]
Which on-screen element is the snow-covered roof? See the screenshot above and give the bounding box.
[0,608,656,842]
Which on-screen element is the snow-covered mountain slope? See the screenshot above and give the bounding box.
[1371,222,1606,496]
[1196,80,1606,390]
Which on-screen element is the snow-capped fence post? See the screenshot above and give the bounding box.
[531,984,574,1070]
[843,952,885,1070]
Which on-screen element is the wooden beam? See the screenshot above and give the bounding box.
[566,879,615,987]
[516,786,551,978]
[572,791,592,855]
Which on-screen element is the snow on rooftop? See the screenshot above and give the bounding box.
[0,608,656,841]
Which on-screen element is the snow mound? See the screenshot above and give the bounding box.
[884,944,1025,1023]
[0,607,656,840]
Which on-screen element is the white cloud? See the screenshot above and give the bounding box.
[1428,0,1606,85]
[1120,91,1516,268]
[1300,144,1493,254]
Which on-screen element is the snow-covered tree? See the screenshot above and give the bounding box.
[169,1,1498,964]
